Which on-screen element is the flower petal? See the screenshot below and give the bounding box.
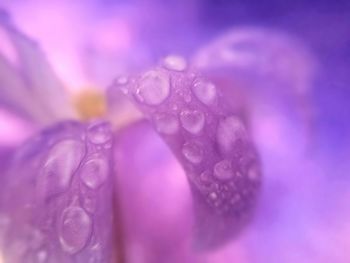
[0,120,116,262]
[0,10,76,125]
[114,62,261,250]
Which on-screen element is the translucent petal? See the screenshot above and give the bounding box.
[192,27,316,95]
[0,120,116,262]
[0,11,76,125]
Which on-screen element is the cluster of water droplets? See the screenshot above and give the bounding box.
[0,120,114,262]
[117,55,261,218]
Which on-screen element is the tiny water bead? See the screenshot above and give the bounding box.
[136,70,170,105]
[153,113,179,134]
[162,55,188,71]
[59,206,92,254]
[87,121,112,145]
[80,155,109,189]
[182,141,203,164]
[192,79,217,105]
[214,159,234,181]
[180,109,205,134]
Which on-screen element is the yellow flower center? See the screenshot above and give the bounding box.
[73,89,107,120]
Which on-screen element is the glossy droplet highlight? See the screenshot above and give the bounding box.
[154,113,179,134]
[59,206,92,254]
[80,156,109,189]
[136,70,170,105]
[217,116,246,154]
[180,110,205,134]
[182,141,203,164]
[116,75,129,86]
[247,164,260,182]
[163,55,187,71]
[192,79,217,105]
[42,140,85,196]
[214,159,234,180]
[87,121,112,145]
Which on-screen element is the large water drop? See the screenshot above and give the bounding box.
[59,206,92,254]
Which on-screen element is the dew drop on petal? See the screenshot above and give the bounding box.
[182,141,203,164]
[80,156,109,189]
[154,113,179,134]
[162,55,187,71]
[209,192,218,201]
[136,70,170,105]
[87,121,112,145]
[35,249,48,263]
[214,159,234,181]
[192,79,217,105]
[42,140,85,196]
[180,110,205,134]
[116,75,129,86]
[217,116,246,154]
[59,206,92,254]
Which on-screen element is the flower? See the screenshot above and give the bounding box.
[0,1,350,263]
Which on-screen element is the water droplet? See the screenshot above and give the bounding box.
[80,155,109,189]
[136,70,170,105]
[209,192,218,201]
[182,141,203,164]
[116,75,128,86]
[217,116,246,154]
[59,206,92,254]
[154,113,179,134]
[41,140,85,196]
[192,79,217,105]
[36,249,48,262]
[87,121,112,145]
[180,110,205,134]
[214,159,234,180]
[162,55,187,71]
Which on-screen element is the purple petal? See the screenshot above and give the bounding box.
[114,61,261,249]
[0,120,116,262]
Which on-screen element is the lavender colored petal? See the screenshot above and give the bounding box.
[115,61,261,249]
[0,10,76,124]
[0,120,116,262]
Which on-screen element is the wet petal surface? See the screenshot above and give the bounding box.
[0,120,116,262]
[115,61,262,249]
